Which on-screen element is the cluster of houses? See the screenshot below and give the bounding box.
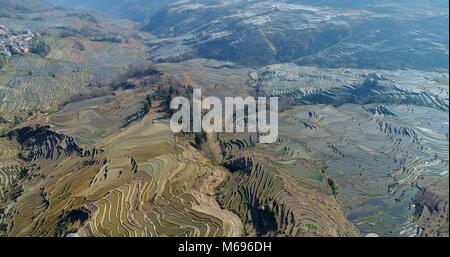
[0,24,35,57]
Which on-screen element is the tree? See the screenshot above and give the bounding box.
[328,178,338,196]
[194,131,207,148]
[31,38,51,57]
[0,56,7,70]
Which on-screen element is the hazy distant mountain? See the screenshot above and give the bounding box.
[47,0,450,20]
[0,0,51,13]
[286,0,449,8]
[47,0,172,21]
[142,0,449,70]
[10,0,449,70]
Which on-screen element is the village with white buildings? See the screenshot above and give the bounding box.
[0,24,35,57]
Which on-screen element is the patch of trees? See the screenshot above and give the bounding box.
[328,178,338,196]
[121,97,152,128]
[90,36,123,43]
[30,38,51,57]
[5,182,24,202]
[194,130,208,148]
[0,55,7,70]
[72,41,85,51]
[55,209,89,237]
[110,64,161,91]
[127,66,161,78]
[67,12,98,23]
[52,26,123,43]
[158,84,194,108]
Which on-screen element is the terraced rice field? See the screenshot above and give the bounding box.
[217,133,357,237]
[0,7,148,124]
[0,138,25,200]
[48,90,150,147]
[1,90,243,236]
[73,112,242,237]
[277,103,448,236]
[0,37,147,122]
[83,155,238,237]
[0,2,447,236]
